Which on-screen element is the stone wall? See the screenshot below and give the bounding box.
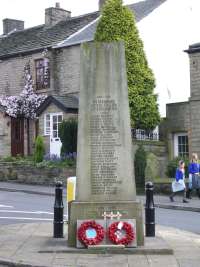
[0,113,11,157]
[0,162,75,185]
[0,45,81,97]
[0,139,168,185]
[55,45,81,95]
[0,52,52,96]
[189,100,200,155]
[133,140,168,178]
[189,52,200,99]
[160,101,190,159]
[166,101,190,132]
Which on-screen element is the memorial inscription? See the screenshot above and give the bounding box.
[90,96,121,195]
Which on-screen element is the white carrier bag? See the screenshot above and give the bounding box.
[172,179,185,192]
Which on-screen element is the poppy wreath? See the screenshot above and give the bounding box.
[78,220,105,247]
[108,221,135,245]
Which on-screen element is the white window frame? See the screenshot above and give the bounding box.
[51,113,63,139]
[174,132,188,157]
[44,113,63,136]
[44,113,51,136]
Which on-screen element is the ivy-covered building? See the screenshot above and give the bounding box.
[0,0,166,157]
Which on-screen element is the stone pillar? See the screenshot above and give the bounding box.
[68,42,144,246]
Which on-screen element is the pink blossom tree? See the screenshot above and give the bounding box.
[0,62,46,119]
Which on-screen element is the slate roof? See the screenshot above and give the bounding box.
[0,12,99,59]
[0,0,166,59]
[36,95,78,115]
[185,43,200,54]
[56,0,167,49]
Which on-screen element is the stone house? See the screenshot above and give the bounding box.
[0,0,166,158]
[161,42,200,160]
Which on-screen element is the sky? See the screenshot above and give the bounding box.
[0,0,200,116]
[0,0,138,31]
[137,0,200,116]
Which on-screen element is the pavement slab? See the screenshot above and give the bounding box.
[127,255,149,267]
[0,223,200,267]
[146,255,178,267]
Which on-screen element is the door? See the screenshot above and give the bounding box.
[50,113,63,157]
[11,117,24,156]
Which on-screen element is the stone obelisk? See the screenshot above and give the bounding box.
[68,41,144,246]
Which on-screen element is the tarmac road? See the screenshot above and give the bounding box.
[0,190,62,225]
[0,190,200,235]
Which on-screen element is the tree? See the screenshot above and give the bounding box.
[95,0,160,130]
[59,118,78,155]
[34,136,45,163]
[134,145,147,188]
[0,62,46,119]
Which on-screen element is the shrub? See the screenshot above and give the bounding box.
[59,118,78,155]
[34,136,45,163]
[134,145,147,188]
[166,157,189,178]
[145,152,159,182]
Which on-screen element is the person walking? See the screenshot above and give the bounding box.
[186,153,200,199]
[170,160,189,203]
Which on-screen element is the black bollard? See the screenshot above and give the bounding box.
[145,181,155,237]
[53,181,64,238]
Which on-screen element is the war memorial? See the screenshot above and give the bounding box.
[68,41,144,247]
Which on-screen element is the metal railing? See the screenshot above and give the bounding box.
[131,129,161,141]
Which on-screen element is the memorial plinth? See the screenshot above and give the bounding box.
[68,42,144,246]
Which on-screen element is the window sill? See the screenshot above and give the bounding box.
[35,88,53,94]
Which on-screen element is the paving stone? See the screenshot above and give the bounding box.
[76,254,128,266]
[178,259,200,267]
[128,255,149,267]
[146,255,178,267]
[0,222,200,267]
[52,253,77,266]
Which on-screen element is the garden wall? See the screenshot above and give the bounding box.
[133,140,168,178]
[0,162,75,185]
[0,141,168,188]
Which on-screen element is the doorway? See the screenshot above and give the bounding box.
[49,113,63,157]
[11,117,24,156]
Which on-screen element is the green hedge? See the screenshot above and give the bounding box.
[134,145,146,188]
[59,118,78,155]
[34,136,45,163]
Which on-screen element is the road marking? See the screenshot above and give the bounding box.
[0,217,53,221]
[0,204,13,208]
[0,210,67,217]
[0,210,53,215]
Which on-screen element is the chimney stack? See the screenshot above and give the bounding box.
[55,2,60,8]
[45,3,71,27]
[3,18,24,35]
[99,0,107,10]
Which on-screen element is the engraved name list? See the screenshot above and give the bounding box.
[90,96,122,195]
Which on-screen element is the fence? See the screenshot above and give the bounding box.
[131,129,162,141]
